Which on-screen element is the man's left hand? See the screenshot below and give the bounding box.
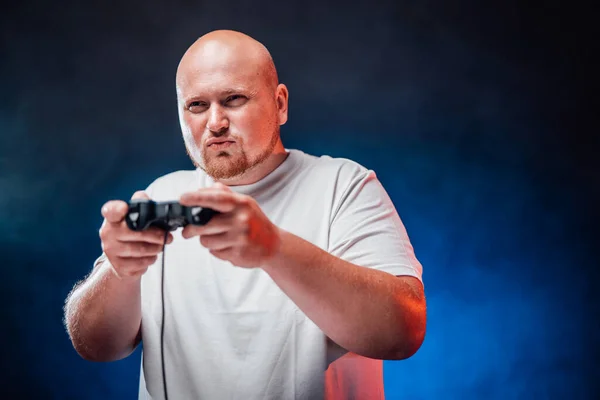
[179,183,281,268]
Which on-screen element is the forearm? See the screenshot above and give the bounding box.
[262,229,426,360]
[64,260,142,362]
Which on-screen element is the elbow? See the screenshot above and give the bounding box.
[66,326,109,362]
[63,309,103,362]
[70,338,135,362]
[390,327,425,360]
[65,319,136,363]
[72,342,104,362]
[66,329,101,362]
[389,300,427,360]
[356,326,425,360]
[356,309,426,361]
[63,299,139,363]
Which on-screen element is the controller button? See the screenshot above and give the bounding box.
[191,207,202,216]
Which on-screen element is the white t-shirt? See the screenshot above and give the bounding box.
[122,148,423,399]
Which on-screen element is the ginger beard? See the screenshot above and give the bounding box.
[183,127,280,180]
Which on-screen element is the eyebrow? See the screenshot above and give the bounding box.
[220,87,258,96]
[221,87,249,94]
[184,87,257,102]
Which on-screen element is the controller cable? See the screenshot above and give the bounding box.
[161,230,169,400]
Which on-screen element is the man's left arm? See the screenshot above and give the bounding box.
[262,167,425,360]
[262,229,426,360]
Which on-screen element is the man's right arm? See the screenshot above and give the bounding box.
[63,191,172,362]
[63,258,143,361]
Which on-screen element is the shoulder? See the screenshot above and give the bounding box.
[144,169,199,200]
[292,149,374,187]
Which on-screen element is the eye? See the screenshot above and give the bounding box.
[225,95,247,106]
[187,101,207,112]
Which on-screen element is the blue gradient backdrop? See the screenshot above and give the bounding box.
[1,0,597,399]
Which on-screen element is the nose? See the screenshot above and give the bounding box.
[206,105,229,135]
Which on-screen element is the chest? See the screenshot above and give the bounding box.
[141,177,338,322]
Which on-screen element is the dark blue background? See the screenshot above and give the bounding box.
[1,0,597,398]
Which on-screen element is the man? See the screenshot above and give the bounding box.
[64,30,426,399]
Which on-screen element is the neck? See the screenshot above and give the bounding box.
[215,143,289,186]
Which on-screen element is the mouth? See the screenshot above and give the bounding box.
[206,139,236,150]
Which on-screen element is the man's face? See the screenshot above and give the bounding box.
[177,50,282,181]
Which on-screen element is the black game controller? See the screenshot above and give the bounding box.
[125,199,219,231]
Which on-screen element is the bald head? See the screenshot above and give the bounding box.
[176,30,279,95]
[175,30,289,184]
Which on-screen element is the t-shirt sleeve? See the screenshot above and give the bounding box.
[328,168,423,282]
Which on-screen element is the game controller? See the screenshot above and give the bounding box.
[125,199,219,231]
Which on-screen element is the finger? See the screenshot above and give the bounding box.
[212,182,232,191]
[199,232,239,251]
[118,228,174,245]
[209,247,234,261]
[115,241,163,257]
[181,213,233,239]
[179,188,242,213]
[131,190,151,200]
[102,200,129,224]
[114,255,158,272]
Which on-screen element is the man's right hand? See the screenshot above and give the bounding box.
[99,191,173,280]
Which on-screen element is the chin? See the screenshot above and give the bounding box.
[204,155,250,180]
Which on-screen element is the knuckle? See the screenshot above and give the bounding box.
[217,190,229,200]
[236,212,250,224]
[238,196,251,207]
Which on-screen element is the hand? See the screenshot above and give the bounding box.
[179,183,281,268]
[99,191,173,280]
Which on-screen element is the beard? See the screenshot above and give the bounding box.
[184,129,280,180]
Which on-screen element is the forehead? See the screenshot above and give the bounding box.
[177,45,264,97]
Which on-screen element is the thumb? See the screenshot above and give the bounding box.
[101,200,129,223]
[131,190,151,200]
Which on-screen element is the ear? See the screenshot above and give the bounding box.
[275,83,289,125]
